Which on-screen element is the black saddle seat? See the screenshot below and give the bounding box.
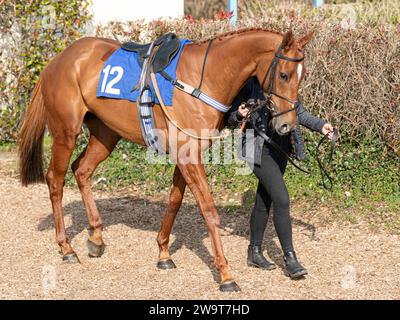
[122,33,181,73]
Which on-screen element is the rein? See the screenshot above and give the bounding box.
[245,102,339,190]
[246,106,310,174]
[316,127,339,190]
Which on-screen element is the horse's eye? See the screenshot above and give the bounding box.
[280,72,288,81]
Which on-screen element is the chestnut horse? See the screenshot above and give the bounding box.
[18,28,313,292]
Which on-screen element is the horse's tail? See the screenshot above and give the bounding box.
[18,78,46,186]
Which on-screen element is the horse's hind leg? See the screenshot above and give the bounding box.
[46,129,80,263]
[156,165,186,269]
[71,114,121,257]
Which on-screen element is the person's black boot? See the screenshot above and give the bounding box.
[247,245,276,270]
[283,251,308,279]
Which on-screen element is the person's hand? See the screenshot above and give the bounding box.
[238,103,249,118]
[322,123,335,140]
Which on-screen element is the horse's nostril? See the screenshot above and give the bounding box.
[279,123,291,134]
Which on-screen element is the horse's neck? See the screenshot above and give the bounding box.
[202,31,282,105]
[175,31,281,132]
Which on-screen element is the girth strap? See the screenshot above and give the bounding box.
[151,73,232,141]
[160,71,231,113]
[137,42,164,152]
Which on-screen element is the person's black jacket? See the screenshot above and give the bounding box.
[225,77,326,166]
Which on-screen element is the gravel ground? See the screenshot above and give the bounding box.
[0,151,399,300]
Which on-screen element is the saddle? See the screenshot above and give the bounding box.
[122,33,181,73]
[120,33,182,152]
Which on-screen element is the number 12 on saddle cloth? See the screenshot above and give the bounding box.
[96,39,191,107]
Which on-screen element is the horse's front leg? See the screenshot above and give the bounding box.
[177,162,241,292]
[156,165,186,269]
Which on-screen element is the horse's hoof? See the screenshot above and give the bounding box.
[87,239,105,258]
[157,259,176,270]
[63,252,80,264]
[219,281,241,292]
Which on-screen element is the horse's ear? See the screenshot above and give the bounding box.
[281,30,294,50]
[298,32,315,49]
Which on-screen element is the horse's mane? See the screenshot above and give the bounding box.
[190,28,283,45]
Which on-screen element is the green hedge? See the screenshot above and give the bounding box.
[0,0,92,140]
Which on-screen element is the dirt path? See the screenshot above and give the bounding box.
[0,151,399,300]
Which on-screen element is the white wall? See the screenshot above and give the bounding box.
[91,0,184,23]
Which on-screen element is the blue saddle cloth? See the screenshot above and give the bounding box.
[96,39,191,106]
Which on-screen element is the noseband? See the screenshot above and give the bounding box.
[260,46,304,118]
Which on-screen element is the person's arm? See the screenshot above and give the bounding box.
[297,101,335,139]
[297,101,326,132]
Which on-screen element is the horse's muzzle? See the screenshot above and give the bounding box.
[275,122,292,136]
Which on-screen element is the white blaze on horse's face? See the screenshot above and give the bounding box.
[297,63,303,81]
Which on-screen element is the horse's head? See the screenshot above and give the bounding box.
[256,30,314,135]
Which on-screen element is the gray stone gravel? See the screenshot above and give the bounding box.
[0,152,399,300]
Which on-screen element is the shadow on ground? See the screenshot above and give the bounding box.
[38,195,316,283]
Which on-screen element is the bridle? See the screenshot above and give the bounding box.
[259,46,304,118]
